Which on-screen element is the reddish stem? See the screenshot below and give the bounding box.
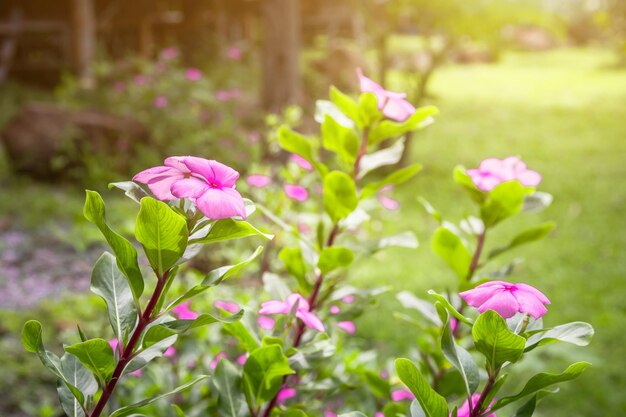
[466,230,486,281]
[89,270,170,417]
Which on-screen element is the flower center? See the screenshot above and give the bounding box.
[504,284,518,291]
[210,181,219,188]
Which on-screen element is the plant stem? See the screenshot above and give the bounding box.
[470,371,498,417]
[89,270,171,417]
[262,123,369,417]
[466,230,487,281]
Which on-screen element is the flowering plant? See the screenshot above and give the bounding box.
[22,157,271,417]
[393,159,594,417]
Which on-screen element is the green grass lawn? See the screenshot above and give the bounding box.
[354,48,626,416]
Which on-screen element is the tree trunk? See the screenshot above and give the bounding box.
[72,0,96,85]
[261,0,301,112]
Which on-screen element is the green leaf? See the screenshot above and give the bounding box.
[419,198,443,224]
[358,92,382,127]
[65,339,116,383]
[278,126,327,175]
[323,171,358,222]
[192,219,273,245]
[22,320,67,380]
[357,140,404,179]
[395,358,448,417]
[57,353,98,417]
[318,246,354,274]
[472,310,526,371]
[511,395,536,417]
[453,167,486,204]
[361,163,423,199]
[243,345,295,405]
[90,252,137,340]
[214,360,247,417]
[167,247,263,310]
[315,99,355,128]
[427,291,473,326]
[135,197,188,276]
[108,181,148,204]
[322,114,359,165]
[481,181,534,227]
[441,318,479,396]
[329,86,360,123]
[492,362,591,411]
[109,375,209,417]
[369,105,438,145]
[397,291,441,326]
[525,322,594,351]
[125,335,177,374]
[362,369,391,398]
[431,227,471,279]
[279,246,310,292]
[489,222,556,259]
[224,317,261,353]
[84,190,143,300]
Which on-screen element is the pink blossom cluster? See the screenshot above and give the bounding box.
[467,157,541,192]
[133,156,246,220]
[259,293,325,332]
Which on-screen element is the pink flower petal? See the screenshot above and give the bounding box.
[180,157,240,188]
[296,310,326,332]
[259,300,290,315]
[284,184,308,202]
[171,177,210,199]
[236,354,248,365]
[214,300,240,314]
[172,301,199,320]
[276,387,297,404]
[164,346,177,358]
[477,290,520,319]
[391,388,415,401]
[290,154,313,171]
[246,174,272,188]
[337,321,356,334]
[512,289,548,318]
[185,68,202,81]
[455,393,496,417]
[195,187,246,219]
[329,305,341,315]
[133,166,185,200]
[257,315,276,330]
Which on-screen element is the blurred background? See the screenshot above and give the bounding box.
[0,0,624,416]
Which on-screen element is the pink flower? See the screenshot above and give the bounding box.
[210,352,228,370]
[375,413,385,417]
[214,300,240,314]
[460,281,550,319]
[134,156,246,219]
[342,295,355,304]
[380,369,390,379]
[284,184,308,202]
[455,394,496,417]
[153,95,168,108]
[329,305,341,315]
[164,346,176,358]
[392,388,416,401]
[297,222,312,234]
[160,47,179,61]
[356,68,416,122]
[130,369,143,377]
[377,185,400,210]
[290,154,313,171]
[276,387,297,404]
[133,74,150,86]
[324,412,338,417]
[185,68,202,81]
[172,301,199,320]
[236,354,248,365]
[246,174,272,188]
[259,293,325,332]
[467,157,542,192]
[108,339,119,353]
[227,46,242,61]
[337,321,356,334]
[257,315,276,330]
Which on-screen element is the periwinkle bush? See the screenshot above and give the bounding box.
[23,71,592,417]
